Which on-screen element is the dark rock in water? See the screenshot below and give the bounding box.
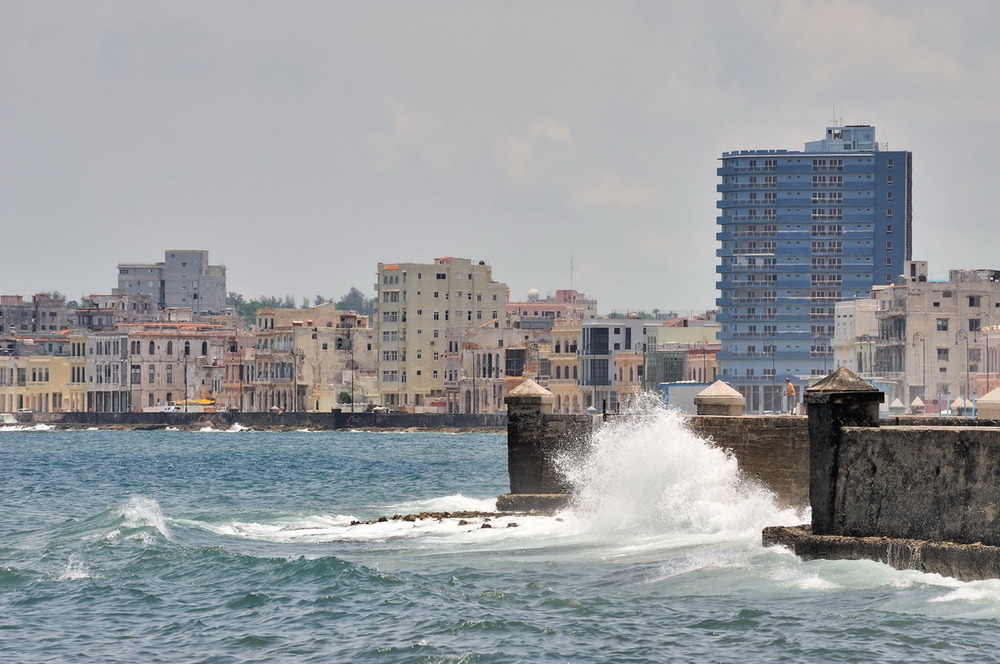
[457,520,470,526]
[496,493,570,513]
[507,522,519,528]
[481,523,493,529]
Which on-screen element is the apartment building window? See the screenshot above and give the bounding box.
[886,242,892,251]
[131,365,141,384]
[436,273,446,279]
[937,348,949,361]
[886,225,893,234]
[148,365,154,383]
[969,296,982,307]
[433,312,440,320]
[166,365,173,384]
[936,319,949,331]
[887,175,894,185]
[166,341,173,355]
[970,319,981,332]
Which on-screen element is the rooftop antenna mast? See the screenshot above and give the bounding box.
[831,102,842,127]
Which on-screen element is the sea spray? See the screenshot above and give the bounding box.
[559,395,801,537]
[119,495,171,540]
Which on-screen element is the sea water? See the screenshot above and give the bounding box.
[3,409,1000,663]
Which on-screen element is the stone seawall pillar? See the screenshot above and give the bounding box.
[804,367,883,535]
[498,378,593,512]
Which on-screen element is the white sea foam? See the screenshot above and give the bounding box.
[192,423,252,432]
[119,495,171,540]
[0,423,55,432]
[560,395,801,539]
[929,580,1000,605]
[206,507,559,545]
[388,494,500,515]
[57,555,94,581]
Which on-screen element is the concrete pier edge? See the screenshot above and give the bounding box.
[763,525,1000,583]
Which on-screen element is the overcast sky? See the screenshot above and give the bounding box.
[2,1,998,314]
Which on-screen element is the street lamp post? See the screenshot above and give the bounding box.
[634,341,646,390]
[765,336,776,413]
[912,332,925,403]
[956,329,970,414]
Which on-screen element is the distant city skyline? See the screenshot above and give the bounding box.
[3,2,998,310]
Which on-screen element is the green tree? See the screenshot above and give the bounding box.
[336,287,376,316]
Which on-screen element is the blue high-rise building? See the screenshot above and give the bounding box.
[716,125,912,412]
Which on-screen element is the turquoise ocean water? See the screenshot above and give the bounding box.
[4,409,1000,663]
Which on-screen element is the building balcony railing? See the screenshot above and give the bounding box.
[731,231,779,238]
[547,378,578,387]
[726,264,779,271]
[730,248,777,256]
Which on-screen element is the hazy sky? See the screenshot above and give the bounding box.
[3,1,998,313]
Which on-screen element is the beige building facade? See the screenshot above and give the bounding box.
[864,261,1000,411]
[374,257,509,411]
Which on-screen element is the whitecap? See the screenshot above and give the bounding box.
[57,555,93,581]
[387,494,500,515]
[119,495,171,540]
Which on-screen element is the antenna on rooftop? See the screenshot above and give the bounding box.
[831,102,842,127]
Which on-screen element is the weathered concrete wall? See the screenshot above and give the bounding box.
[763,525,1000,583]
[501,411,811,509]
[506,413,594,494]
[687,415,809,508]
[833,426,1000,546]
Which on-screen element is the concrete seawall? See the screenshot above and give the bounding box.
[498,379,814,512]
[22,410,507,431]
[687,415,808,509]
[761,367,1000,581]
